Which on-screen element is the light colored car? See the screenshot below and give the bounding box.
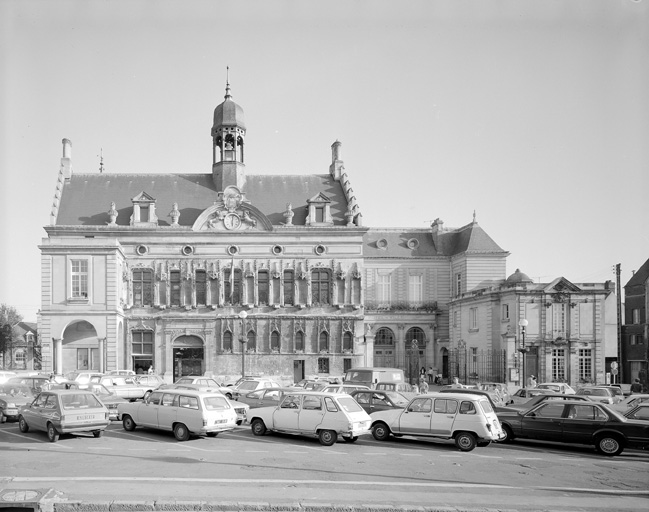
[510,388,556,405]
[350,389,411,414]
[375,382,416,394]
[611,394,649,413]
[624,403,649,421]
[0,371,17,384]
[370,392,505,451]
[477,382,512,405]
[107,369,136,376]
[536,382,576,394]
[248,390,372,446]
[320,384,370,394]
[237,387,295,409]
[174,376,233,398]
[85,383,129,420]
[92,375,146,400]
[18,389,110,442]
[64,371,104,386]
[575,386,617,405]
[118,388,238,441]
[162,383,249,424]
[232,378,281,400]
[134,374,167,393]
[6,375,50,393]
[0,384,37,423]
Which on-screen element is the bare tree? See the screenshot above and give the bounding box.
[0,304,23,369]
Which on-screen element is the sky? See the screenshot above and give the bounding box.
[1,0,647,322]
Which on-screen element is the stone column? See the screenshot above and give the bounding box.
[98,337,106,373]
[53,338,63,376]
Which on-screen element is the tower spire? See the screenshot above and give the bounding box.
[225,66,231,100]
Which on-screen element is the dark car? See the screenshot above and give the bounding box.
[508,393,591,411]
[497,399,649,456]
[6,376,49,393]
[438,388,517,413]
[350,389,411,414]
[0,384,37,422]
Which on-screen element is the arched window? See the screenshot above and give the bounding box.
[247,330,256,352]
[311,269,330,305]
[223,331,232,352]
[375,327,395,346]
[319,331,329,353]
[295,331,304,352]
[271,331,280,352]
[343,332,353,352]
[406,327,426,348]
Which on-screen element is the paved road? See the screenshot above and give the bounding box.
[1,420,648,511]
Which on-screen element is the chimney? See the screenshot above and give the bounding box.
[61,138,72,180]
[329,140,344,181]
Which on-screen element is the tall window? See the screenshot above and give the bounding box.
[552,349,566,381]
[133,268,153,306]
[409,274,423,306]
[258,270,269,305]
[14,349,26,369]
[283,270,294,305]
[224,268,241,305]
[502,304,510,320]
[295,331,304,352]
[470,307,478,330]
[375,327,394,345]
[553,304,567,338]
[377,273,391,305]
[195,270,206,305]
[455,272,462,297]
[578,349,592,381]
[71,260,88,298]
[311,269,330,305]
[318,357,330,373]
[315,206,324,222]
[223,331,233,352]
[271,331,280,352]
[406,327,425,351]
[318,331,329,352]
[76,348,99,370]
[247,331,256,352]
[170,270,181,306]
[632,309,640,324]
[343,332,353,352]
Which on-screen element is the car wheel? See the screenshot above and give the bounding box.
[174,423,190,441]
[343,436,358,443]
[500,424,515,443]
[455,432,477,452]
[47,423,60,443]
[596,434,624,456]
[477,441,491,447]
[251,419,267,436]
[372,422,391,441]
[206,432,219,437]
[18,416,29,433]
[92,430,103,438]
[122,415,136,431]
[226,393,233,399]
[318,429,337,446]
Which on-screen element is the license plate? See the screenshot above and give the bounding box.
[73,414,99,422]
[215,419,227,424]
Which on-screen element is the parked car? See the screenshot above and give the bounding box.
[18,389,110,442]
[595,385,624,404]
[497,400,649,456]
[237,387,295,409]
[536,382,576,394]
[106,370,136,376]
[510,388,556,405]
[350,389,411,414]
[575,386,618,405]
[64,371,104,386]
[611,383,632,397]
[161,383,249,424]
[134,374,166,393]
[611,394,649,413]
[93,376,146,400]
[174,376,232,397]
[320,384,370,394]
[302,381,328,392]
[6,375,50,393]
[85,383,129,420]
[375,382,416,394]
[118,388,238,441]
[624,403,649,421]
[247,390,372,446]
[370,392,505,451]
[232,378,281,400]
[477,382,512,405]
[438,388,516,413]
[0,384,37,423]
[508,392,591,411]
[0,371,17,384]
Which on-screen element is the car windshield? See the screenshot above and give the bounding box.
[238,381,259,391]
[91,385,113,397]
[385,391,410,406]
[0,385,34,397]
[336,396,364,413]
[344,371,372,383]
[61,393,104,409]
[203,396,230,410]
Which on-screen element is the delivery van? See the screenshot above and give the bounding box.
[343,367,405,390]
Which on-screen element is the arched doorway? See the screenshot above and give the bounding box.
[441,347,449,384]
[173,335,204,381]
[405,327,426,384]
[61,320,99,374]
[374,327,395,367]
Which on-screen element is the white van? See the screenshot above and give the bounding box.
[343,367,405,390]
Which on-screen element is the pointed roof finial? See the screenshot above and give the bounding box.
[473,210,476,223]
[99,148,104,173]
[225,66,231,100]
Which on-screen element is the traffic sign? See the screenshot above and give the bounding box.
[610,362,618,370]
[611,368,618,375]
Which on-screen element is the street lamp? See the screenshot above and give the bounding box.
[238,310,248,378]
[518,319,529,387]
[458,339,467,383]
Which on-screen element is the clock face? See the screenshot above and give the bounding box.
[223,213,241,230]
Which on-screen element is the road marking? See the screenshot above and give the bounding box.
[361,452,387,455]
[400,453,421,457]
[515,457,544,460]
[245,450,268,453]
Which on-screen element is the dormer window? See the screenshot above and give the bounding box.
[131,192,158,227]
[306,192,333,226]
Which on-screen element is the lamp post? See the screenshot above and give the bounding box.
[518,319,529,387]
[238,310,248,378]
[458,339,466,383]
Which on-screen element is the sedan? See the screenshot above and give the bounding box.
[134,374,167,393]
[0,384,37,423]
[161,383,249,424]
[575,386,618,405]
[237,387,295,409]
[93,376,146,400]
[536,382,576,394]
[624,403,649,421]
[508,392,591,412]
[320,384,370,394]
[497,400,649,456]
[610,394,649,413]
[18,389,110,442]
[510,388,555,405]
[350,389,411,414]
[85,383,129,420]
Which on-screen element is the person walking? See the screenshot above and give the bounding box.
[527,375,537,388]
[630,378,643,394]
[419,376,429,394]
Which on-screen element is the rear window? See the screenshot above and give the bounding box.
[479,399,494,414]
[203,396,230,410]
[345,371,372,383]
[61,393,103,410]
[336,396,364,413]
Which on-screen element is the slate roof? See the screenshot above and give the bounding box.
[364,222,507,258]
[54,173,349,227]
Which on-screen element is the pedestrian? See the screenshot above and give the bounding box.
[527,375,537,388]
[427,366,435,384]
[419,376,429,394]
[630,378,643,394]
[450,376,463,389]
[148,365,154,375]
[412,382,419,394]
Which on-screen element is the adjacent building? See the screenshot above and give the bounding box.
[622,258,649,389]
